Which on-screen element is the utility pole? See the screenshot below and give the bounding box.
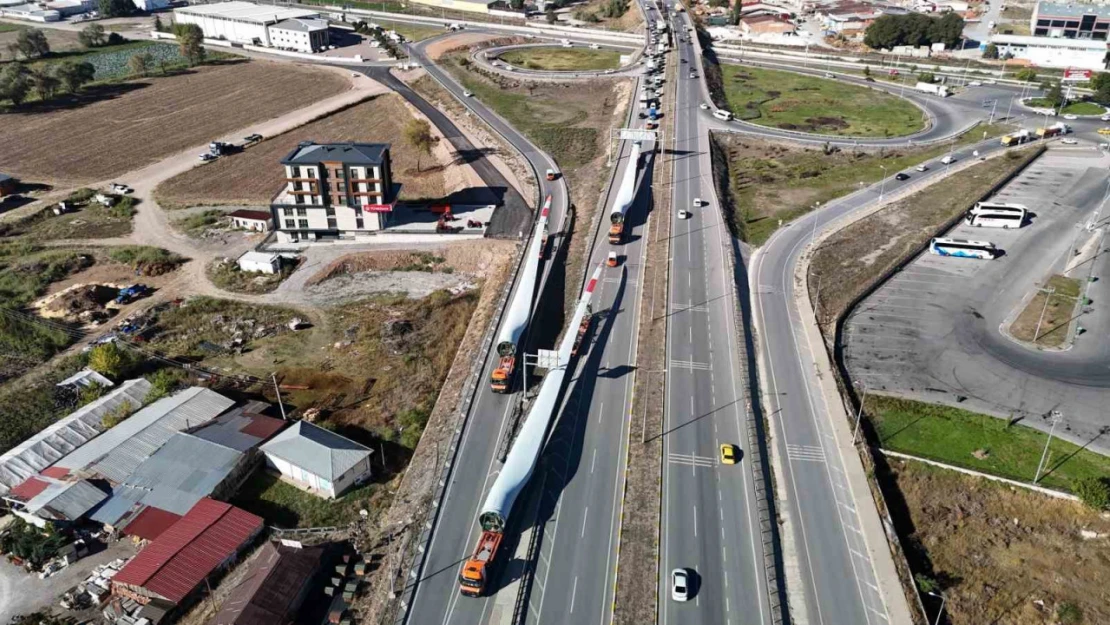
[1034,410,1063,484]
[271,373,287,420]
[852,381,867,443]
[988,98,998,125]
[878,164,887,204]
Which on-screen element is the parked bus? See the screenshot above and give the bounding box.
[971,201,1026,216]
[966,209,1025,229]
[929,238,998,260]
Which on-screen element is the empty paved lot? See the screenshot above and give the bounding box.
[844,148,1110,450]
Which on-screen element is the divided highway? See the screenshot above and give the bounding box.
[660,8,773,625]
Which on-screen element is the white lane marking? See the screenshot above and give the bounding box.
[582,508,589,538]
[591,448,597,474]
[570,576,579,614]
[693,505,697,537]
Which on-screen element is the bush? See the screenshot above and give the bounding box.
[1074,476,1110,511]
[107,246,185,276]
[100,399,134,429]
[398,406,430,449]
[1057,602,1083,625]
[144,367,187,402]
[87,342,137,379]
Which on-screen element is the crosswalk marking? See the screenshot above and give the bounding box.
[786,444,826,463]
[670,359,711,371]
[672,303,709,313]
[668,452,716,468]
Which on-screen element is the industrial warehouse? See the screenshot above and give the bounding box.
[172,1,330,53]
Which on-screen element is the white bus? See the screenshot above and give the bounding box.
[971,201,1026,216]
[929,238,998,260]
[966,209,1025,229]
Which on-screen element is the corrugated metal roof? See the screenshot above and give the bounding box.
[24,479,109,521]
[56,369,114,389]
[91,433,244,525]
[0,379,152,493]
[208,541,324,625]
[191,406,285,452]
[121,507,182,542]
[8,476,50,501]
[260,421,371,481]
[113,499,262,604]
[55,387,234,483]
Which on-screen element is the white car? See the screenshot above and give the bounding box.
[1063,114,1078,120]
[671,568,690,602]
[916,164,929,172]
[692,197,704,207]
[941,155,955,165]
[699,103,710,110]
[109,183,132,194]
[1061,138,1078,144]
[590,43,601,50]
[689,72,697,79]
[463,91,473,97]
[199,153,217,162]
[968,80,982,87]
[677,209,690,219]
[1102,114,1110,122]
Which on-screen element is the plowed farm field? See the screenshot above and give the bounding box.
[0,60,348,186]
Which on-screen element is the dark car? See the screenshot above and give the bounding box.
[895,172,910,181]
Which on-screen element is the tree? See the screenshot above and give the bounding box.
[1089,71,1110,106]
[1015,67,1037,82]
[174,23,205,66]
[982,43,999,59]
[54,61,95,94]
[153,14,165,32]
[1074,476,1110,510]
[729,0,743,26]
[11,28,50,60]
[916,71,936,83]
[128,52,153,77]
[403,118,436,172]
[1043,79,1064,108]
[98,0,134,18]
[708,0,727,7]
[87,342,135,379]
[863,13,963,50]
[545,6,556,23]
[29,66,58,101]
[0,63,31,106]
[144,368,187,402]
[78,23,106,48]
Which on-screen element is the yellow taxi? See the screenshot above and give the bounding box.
[719,444,737,465]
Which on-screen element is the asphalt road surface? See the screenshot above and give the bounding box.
[844,148,1110,453]
[752,127,1020,625]
[660,12,774,625]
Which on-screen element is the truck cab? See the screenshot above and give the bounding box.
[490,355,515,393]
[459,531,502,596]
[608,222,624,244]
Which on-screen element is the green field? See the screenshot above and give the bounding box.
[867,395,1110,492]
[499,46,623,72]
[720,65,924,137]
[1062,101,1106,115]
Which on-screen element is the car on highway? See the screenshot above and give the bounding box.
[692,197,704,207]
[590,43,601,49]
[607,251,619,267]
[1102,114,1110,122]
[670,569,690,602]
[895,172,910,181]
[677,209,690,219]
[824,72,834,78]
[1061,138,1078,144]
[463,91,473,97]
[1063,114,1078,120]
[713,109,733,121]
[1098,127,1110,136]
[941,155,955,164]
[968,80,982,87]
[720,444,737,465]
[916,164,929,172]
[689,71,697,79]
[699,103,709,110]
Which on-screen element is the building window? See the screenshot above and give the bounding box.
[295,194,304,205]
[326,206,335,216]
[335,168,344,178]
[285,219,296,229]
[283,208,293,216]
[297,207,307,216]
[356,218,364,229]
[290,166,300,178]
[327,218,337,229]
[298,219,309,229]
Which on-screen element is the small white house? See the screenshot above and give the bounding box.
[259,421,372,499]
[228,209,273,232]
[237,251,281,274]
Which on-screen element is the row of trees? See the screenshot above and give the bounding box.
[863,12,964,51]
[0,61,95,106]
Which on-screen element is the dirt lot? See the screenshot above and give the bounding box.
[568,0,645,32]
[883,458,1110,625]
[154,93,475,209]
[0,60,349,186]
[808,148,1041,332]
[424,32,501,60]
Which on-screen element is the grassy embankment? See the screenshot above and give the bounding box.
[498,47,623,71]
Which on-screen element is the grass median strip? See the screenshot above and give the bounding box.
[498,47,623,72]
[1007,274,1082,348]
[720,64,923,137]
[868,395,1110,492]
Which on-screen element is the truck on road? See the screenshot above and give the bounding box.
[1000,129,1030,146]
[608,142,643,244]
[1037,122,1069,138]
[915,82,950,97]
[459,531,502,596]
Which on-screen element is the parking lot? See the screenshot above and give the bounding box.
[844,148,1110,450]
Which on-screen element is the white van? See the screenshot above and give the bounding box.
[713,109,733,121]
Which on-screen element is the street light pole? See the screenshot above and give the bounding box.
[1034,410,1063,484]
[878,165,887,204]
[988,98,998,125]
[928,591,947,625]
[852,381,867,443]
[1032,286,1056,343]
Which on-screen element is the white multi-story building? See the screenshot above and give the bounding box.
[271,142,396,243]
[268,17,329,53]
[986,34,1108,69]
[173,1,322,48]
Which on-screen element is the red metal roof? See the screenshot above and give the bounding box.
[40,466,70,479]
[239,414,286,441]
[9,476,50,501]
[227,210,272,222]
[121,507,182,542]
[113,498,262,603]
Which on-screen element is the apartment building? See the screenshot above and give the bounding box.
[271,142,394,243]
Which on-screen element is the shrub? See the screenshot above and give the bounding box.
[107,246,185,276]
[1074,476,1110,511]
[87,342,137,379]
[100,399,133,429]
[144,367,187,402]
